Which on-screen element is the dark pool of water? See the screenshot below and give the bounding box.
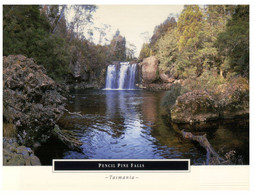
[36,89,249,165]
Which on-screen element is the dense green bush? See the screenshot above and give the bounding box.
[3,5,70,82]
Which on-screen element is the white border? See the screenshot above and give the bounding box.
[1,0,253,193]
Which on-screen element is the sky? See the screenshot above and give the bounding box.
[89,5,184,57]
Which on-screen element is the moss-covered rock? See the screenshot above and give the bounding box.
[3,138,41,166]
[171,90,219,123]
[168,77,249,123]
[217,77,249,119]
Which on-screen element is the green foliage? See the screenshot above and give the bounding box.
[177,5,204,52]
[68,36,112,81]
[138,43,152,61]
[150,16,177,48]
[154,29,178,73]
[216,5,249,77]
[3,5,70,82]
[36,34,71,81]
[4,4,249,85]
[3,5,111,83]
[109,30,127,61]
[182,69,227,93]
[3,5,50,55]
[148,4,248,80]
[138,16,177,62]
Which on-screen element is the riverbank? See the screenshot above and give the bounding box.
[137,56,249,123]
[3,55,80,165]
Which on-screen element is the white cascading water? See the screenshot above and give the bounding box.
[128,63,137,89]
[105,62,137,90]
[105,65,117,89]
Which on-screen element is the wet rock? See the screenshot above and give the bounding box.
[3,55,66,147]
[3,138,41,166]
[139,56,159,83]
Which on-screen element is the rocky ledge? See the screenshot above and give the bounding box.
[3,55,67,147]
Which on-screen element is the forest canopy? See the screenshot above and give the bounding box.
[3,5,249,82]
[3,5,129,82]
[139,5,249,80]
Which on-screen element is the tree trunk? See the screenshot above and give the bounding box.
[52,5,67,34]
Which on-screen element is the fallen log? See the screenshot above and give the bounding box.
[52,124,83,152]
[181,130,224,165]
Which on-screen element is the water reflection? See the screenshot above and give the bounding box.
[60,90,205,161]
[49,89,248,165]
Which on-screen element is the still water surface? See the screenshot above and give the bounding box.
[37,89,249,165]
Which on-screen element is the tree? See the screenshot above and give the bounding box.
[109,30,126,61]
[150,16,177,48]
[95,24,111,45]
[174,5,205,77]
[138,43,152,61]
[66,5,97,40]
[216,5,249,77]
[126,42,137,60]
[3,5,70,81]
[154,29,178,73]
[176,5,204,52]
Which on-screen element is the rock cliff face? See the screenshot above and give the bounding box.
[68,54,106,89]
[3,55,67,147]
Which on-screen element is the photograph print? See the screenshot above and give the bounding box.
[3,4,249,167]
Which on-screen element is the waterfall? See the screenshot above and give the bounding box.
[105,62,137,90]
[105,65,117,89]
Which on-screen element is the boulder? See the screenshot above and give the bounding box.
[140,56,158,83]
[169,77,249,124]
[3,55,66,147]
[171,90,219,123]
[16,146,30,157]
[3,138,41,166]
